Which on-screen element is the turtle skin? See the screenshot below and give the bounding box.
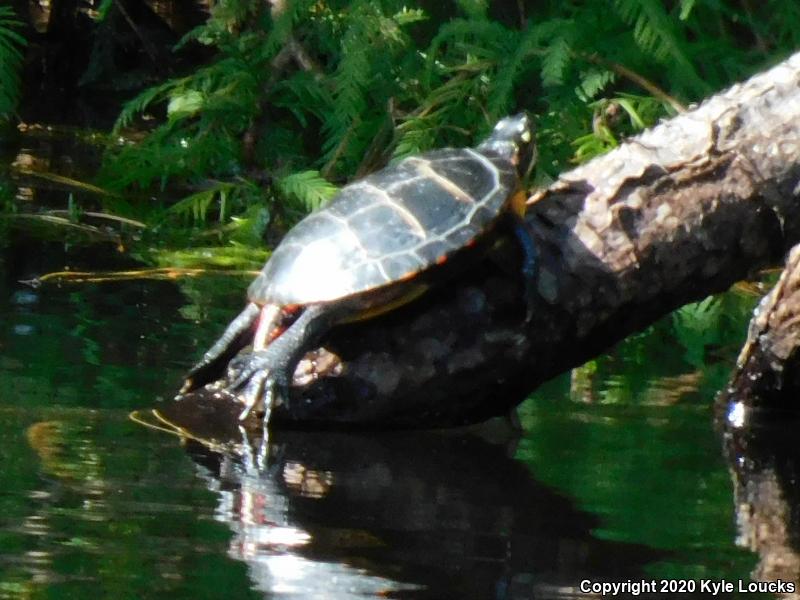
[181,113,537,431]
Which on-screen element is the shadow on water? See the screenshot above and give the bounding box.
[149,391,661,599]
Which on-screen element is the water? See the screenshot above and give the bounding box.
[0,226,774,599]
[0,127,782,599]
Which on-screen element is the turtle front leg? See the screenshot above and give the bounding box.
[180,302,261,394]
[226,303,337,428]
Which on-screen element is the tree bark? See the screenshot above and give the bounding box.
[723,417,800,595]
[727,244,800,407]
[238,52,800,429]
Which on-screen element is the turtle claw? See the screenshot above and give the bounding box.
[238,371,268,420]
[226,350,291,430]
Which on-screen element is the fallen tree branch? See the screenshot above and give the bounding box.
[230,52,800,429]
[722,414,800,591]
[726,242,800,407]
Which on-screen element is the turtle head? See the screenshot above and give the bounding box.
[477,112,536,181]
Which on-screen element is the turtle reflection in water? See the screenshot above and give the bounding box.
[180,113,538,430]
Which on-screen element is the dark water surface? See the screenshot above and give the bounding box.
[0,229,773,599]
[0,112,776,598]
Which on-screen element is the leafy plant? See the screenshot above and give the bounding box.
[97,0,794,239]
[0,6,26,121]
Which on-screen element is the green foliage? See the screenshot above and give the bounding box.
[99,0,797,239]
[276,170,338,212]
[572,93,665,162]
[149,244,269,271]
[0,173,14,214]
[671,291,757,369]
[613,0,708,96]
[0,6,26,121]
[168,185,232,224]
[96,0,115,20]
[554,286,760,409]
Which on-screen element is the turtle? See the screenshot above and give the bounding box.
[180,113,538,428]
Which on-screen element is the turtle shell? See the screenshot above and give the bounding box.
[248,147,517,306]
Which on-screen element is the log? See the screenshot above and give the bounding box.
[727,244,800,408]
[723,417,800,594]
[233,52,800,429]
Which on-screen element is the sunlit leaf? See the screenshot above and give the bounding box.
[167,90,206,119]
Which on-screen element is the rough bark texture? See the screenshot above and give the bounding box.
[728,244,800,405]
[237,52,800,429]
[723,422,800,597]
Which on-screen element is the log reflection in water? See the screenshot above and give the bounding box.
[147,390,661,599]
[723,410,800,596]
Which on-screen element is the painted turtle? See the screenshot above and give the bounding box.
[181,113,537,427]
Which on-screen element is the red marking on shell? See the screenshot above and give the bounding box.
[436,255,448,265]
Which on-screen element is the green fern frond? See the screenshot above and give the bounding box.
[333,24,371,119]
[486,18,572,118]
[672,295,724,366]
[487,22,542,118]
[276,170,338,212]
[424,18,509,87]
[392,7,427,26]
[0,20,25,47]
[393,114,439,160]
[100,122,241,193]
[164,180,262,226]
[271,71,333,125]
[541,36,573,87]
[114,79,188,132]
[257,0,310,63]
[612,0,707,96]
[321,8,376,169]
[206,0,256,33]
[174,0,260,51]
[175,23,219,50]
[97,0,795,236]
[0,6,26,120]
[321,1,422,176]
[229,204,272,247]
[168,187,222,224]
[576,68,616,101]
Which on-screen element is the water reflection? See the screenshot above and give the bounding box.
[152,392,661,599]
[0,224,762,598]
[723,409,800,593]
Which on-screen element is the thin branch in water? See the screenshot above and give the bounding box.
[7,214,123,245]
[23,267,260,287]
[12,167,116,196]
[43,210,146,228]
